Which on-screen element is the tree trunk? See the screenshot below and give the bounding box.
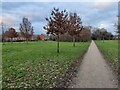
[103,36,104,43]
[26,32,28,44]
[2,37,5,45]
[27,39,28,44]
[73,36,75,47]
[26,37,28,44]
[109,36,111,40]
[57,35,60,53]
[11,38,13,43]
[2,24,5,45]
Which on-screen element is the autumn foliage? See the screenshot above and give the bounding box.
[44,8,68,53]
[4,27,18,42]
[44,8,84,52]
[67,13,83,46]
[37,35,43,40]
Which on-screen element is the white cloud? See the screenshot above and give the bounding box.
[92,2,113,9]
[1,2,118,34]
[1,14,17,27]
[99,23,108,28]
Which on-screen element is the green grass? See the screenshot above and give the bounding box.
[0,43,2,89]
[2,41,90,88]
[95,40,118,69]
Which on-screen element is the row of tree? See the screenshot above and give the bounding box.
[2,17,34,44]
[92,28,114,42]
[49,26,91,42]
[43,8,86,53]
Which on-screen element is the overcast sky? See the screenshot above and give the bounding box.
[1,1,119,35]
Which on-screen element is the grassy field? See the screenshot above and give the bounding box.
[2,41,90,88]
[95,40,118,69]
[0,43,2,89]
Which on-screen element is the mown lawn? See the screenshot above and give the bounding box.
[95,40,118,69]
[0,43,2,89]
[2,41,90,88]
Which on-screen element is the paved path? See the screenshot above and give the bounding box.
[69,40,118,88]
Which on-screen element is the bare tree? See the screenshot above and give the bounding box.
[19,17,34,43]
[43,8,68,53]
[1,22,6,44]
[92,28,113,41]
[80,26,92,42]
[114,23,119,36]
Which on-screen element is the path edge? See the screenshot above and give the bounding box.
[94,41,118,87]
[54,41,91,88]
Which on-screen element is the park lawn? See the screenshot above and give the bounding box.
[95,40,118,69]
[0,43,2,89]
[2,41,90,88]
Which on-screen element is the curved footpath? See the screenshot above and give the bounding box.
[69,40,118,88]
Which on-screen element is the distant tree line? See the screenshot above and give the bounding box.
[1,17,34,43]
[49,26,91,42]
[92,28,114,41]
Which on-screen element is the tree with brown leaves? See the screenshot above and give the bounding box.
[67,13,83,47]
[43,8,68,53]
[4,27,18,42]
[80,26,92,42]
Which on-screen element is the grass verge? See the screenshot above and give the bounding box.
[2,41,90,88]
[95,40,118,70]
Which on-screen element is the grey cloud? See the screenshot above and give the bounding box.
[2,2,118,34]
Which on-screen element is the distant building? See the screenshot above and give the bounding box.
[4,32,36,41]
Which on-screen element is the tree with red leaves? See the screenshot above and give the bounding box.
[43,8,68,53]
[37,35,43,41]
[19,17,34,43]
[67,13,83,47]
